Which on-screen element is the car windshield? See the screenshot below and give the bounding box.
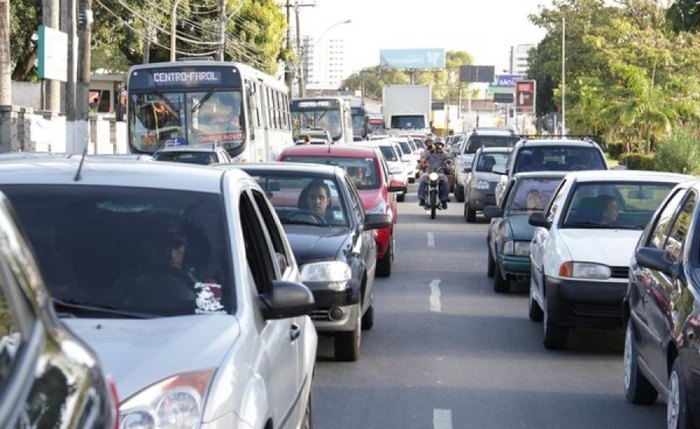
[561,182,677,229]
[0,185,234,317]
[475,152,510,172]
[506,177,563,212]
[281,156,379,190]
[464,135,519,154]
[513,146,607,173]
[249,174,349,227]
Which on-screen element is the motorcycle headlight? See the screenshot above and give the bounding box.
[301,261,352,291]
[558,261,611,279]
[503,241,530,256]
[428,172,439,181]
[120,370,214,429]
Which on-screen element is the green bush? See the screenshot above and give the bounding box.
[604,142,625,159]
[617,153,657,171]
[655,127,700,175]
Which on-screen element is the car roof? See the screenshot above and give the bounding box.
[470,127,518,136]
[280,144,380,158]
[563,169,694,183]
[222,161,345,176]
[0,158,240,193]
[516,139,600,148]
[475,146,513,154]
[512,171,570,180]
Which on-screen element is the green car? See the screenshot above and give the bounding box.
[484,171,567,293]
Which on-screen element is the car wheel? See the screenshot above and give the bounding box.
[466,204,476,223]
[487,247,495,278]
[668,358,695,429]
[455,184,465,202]
[493,260,510,293]
[361,305,374,330]
[623,321,658,404]
[543,293,568,349]
[376,237,392,278]
[409,176,415,184]
[335,307,361,362]
[397,191,405,202]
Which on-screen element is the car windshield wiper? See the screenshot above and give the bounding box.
[563,221,603,228]
[53,298,155,319]
[191,89,216,113]
[281,218,330,227]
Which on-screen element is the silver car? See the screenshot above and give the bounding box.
[0,158,317,429]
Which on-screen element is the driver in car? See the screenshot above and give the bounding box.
[298,179,335,223]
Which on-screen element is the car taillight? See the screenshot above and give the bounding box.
[107,375,120,429]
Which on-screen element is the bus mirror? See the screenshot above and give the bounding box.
[246,82,256,94]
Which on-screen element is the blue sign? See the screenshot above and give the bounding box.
[496,74,525,87]
[379,49,446,69]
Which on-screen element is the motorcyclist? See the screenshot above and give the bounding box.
[417,138,450,209]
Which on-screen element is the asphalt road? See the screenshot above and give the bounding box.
[312,184,666,429]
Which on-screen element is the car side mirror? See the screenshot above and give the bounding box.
[483,205,503,219]
[635,247,680,278]
[259,280,315,319]
[528,211,551,228]
[363,213,392,231]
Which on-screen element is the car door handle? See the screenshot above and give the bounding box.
[290,323,301,341]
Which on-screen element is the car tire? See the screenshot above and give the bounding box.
[376,237,392,278]
[487,247,495,278]
[361,305,374,330]
[397,191,405,202]
[493,261,511,293]
[335,307,361,362]
[669,358,695,429]
[623,321,658,405]
[409,176,415,184]
[455,184,465,202]
[465,204,476,223]
[543,294,568,349]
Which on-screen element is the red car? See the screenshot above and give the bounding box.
[278,144,403,277]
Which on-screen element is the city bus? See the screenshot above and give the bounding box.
[348,99,382,139]
[126,61,293,162]
[290,97,353,145]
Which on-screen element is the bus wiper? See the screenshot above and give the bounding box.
[191,89,216,113]
[152,90,180,115]
[53,298,155,319]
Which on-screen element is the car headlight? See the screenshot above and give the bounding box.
[473,179,490,190]
[120,370,214,429]
[558,261,611,279]
[503,240,530,256]
[301,261,352,291]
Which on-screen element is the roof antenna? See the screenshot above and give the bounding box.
[74,136,89,182]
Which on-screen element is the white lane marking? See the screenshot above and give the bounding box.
[433,408,453,429]
[429,280,441,312]
[427,232,435,248]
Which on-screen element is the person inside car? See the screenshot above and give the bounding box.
[298,179,334,223]
[347,166,369,188]
[417,139,450,208]
[595,194,620,226]
[526,189,545,211]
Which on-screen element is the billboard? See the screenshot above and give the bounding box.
[37,25,68,82]
[379,49,445,69]
[515,80,536,113]
[459,65,495,83]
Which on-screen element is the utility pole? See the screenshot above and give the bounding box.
[285,0,293,94]
[170,0,182,61]
[75,0,92,150]
[143,27,151,63]
[295,3,304,97]
[61,0,77,120]
[42,0,61,112]
[561,15,566,136]
[218,0,227,61]
[0,0,10,106]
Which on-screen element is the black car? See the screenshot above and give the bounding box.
[235,162,391,362]
[0,192,117,428]
[623,179,700,428]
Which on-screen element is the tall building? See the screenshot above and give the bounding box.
[509,44,535,75]
[302,35,348,91]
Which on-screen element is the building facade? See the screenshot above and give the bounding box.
[303,36,348,91]
[509,44,535,75]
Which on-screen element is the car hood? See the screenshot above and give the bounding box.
[358,190,385,212]
[557,229,643,266]
[64,315,239,400]
[284,225,349,264]
[504,213,536,241]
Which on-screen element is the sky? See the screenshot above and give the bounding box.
[298,0,554,74]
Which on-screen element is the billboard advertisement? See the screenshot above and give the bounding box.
[515,80,536,113]
[379,49,446,69]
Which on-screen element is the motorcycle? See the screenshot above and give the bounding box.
[424,171,442,219]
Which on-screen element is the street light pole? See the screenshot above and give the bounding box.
[561,15,566,135]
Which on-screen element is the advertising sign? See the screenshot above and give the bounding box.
[497,74,525,87]
[515,80,536,113]
[37,25,68,82]
[379,49,446,69]
[459,65,495,83]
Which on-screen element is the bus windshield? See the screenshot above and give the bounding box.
[130,90,244,153]
[291,99,343,142]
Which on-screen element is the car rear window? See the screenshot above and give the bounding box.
[513,146,607,174]
[464,135,519,154]
[280,156,380,189]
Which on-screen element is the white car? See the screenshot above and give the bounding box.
[391,136,419,182]
[154,144,233,165]
[355,139,408,201]
[528,169,692,350]
[0,158,317,428]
